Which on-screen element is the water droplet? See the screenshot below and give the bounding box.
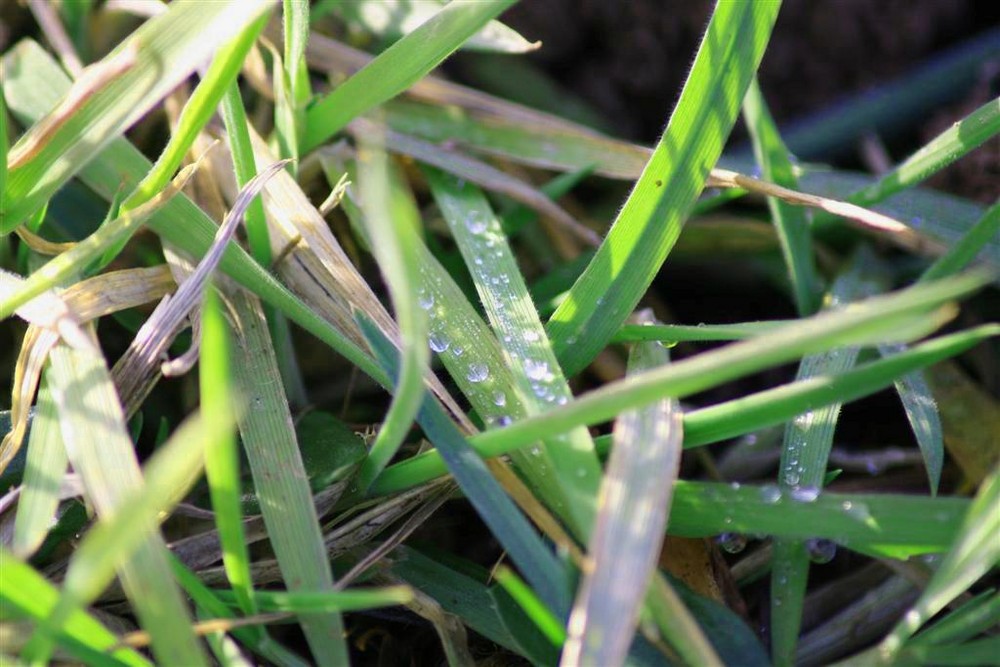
[530,446,542,457]
[785,470,801,486]
[496,415,512,427]
[806,538,837,564]
[730,482,742,491]
[417,291,435,310]
[760,485,782,504]
[465,213,488,235]
[473,255,484,266]
[524,331,539,342]
[716,532,747,554]
[500,273,510,284]
[555,395,568,405]
[466,363,489,383]
[525,359,550,381]
[428,332,450,353]
[790,486,820,502]
[452,345,464,357]
[493,391,507,407]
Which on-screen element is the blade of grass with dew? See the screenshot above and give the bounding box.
[372,325,999,495]
[425,166,602,537]
[904,590,1000,651]
[2,41,386,384]
[545,1,781,377]
[359,315,572,615]
[3,0,275,228]
[742,77,822,316]
[302,0,516,150]
[214,587,414,614]
[871,464,1000,664]
[563,324,718,667]
[770,249,881,666]
[0,548,152,667]
[200,287,256,617]
[353,132,429,490]
[320,0,538,54]
[20,406,232,664]
[169,556,311,667]
[224,287,350,666]
[28,344,206,666]
[325,154,578,523]
[0,162,193,319]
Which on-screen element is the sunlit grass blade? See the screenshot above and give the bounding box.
[424,166,601,536]
[200,288,256,616]
[872,464,1000,662]
[275,0,310,168]
[359,315,572,615]
[354,131,429,490]
[3,0,275,228]
[225,288,349,666]
[0,87,8,220]
[903,590,1000,651]
[0,548,152,667]
[546,1,781,377]
[743,77,822,315]
[494,566,566,648]
[303,0,516,150]
[25,344,206,665]
[21,402,233,665]
[612,320,792,344]
[840,96,1000,213]
[564,330,718,667]
[370,320,999,498]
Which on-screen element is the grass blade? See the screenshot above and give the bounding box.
[921,201,1000,283]
[742,77,822,315]
[564,327,717,667]
[354,131,429,490]
[545,1,781,377]
[303,0,516,150]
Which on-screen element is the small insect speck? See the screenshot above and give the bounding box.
[655,179,663,187]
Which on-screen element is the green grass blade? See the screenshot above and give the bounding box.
[921,201,1000,283]
[842,96,1000,212]
[215,587,414,614]
[219,85,269,266]
[905,590,1000,649]
[0,86,8,220]
[612,320,792,343]
[359,315,572,615]
[200,288,256,616]
[276,0,311,166]
[302,0,516,150]
[564,332,718,666]
[0,548,152,667]
[354,134,429,490]
[875,464,1000,661]
[545,1,781,377]
[226,288,349,666]
[493,566,565,648]
[3,0,275,228]
[742,77,822,315]
[370,319,998,498]
[424,166,601,535]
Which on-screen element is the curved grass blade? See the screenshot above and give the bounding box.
[354,131,429,490]
[0,548,152,667]
[359,315,572,616]
[303,0,516,150]
[564,330,718,667]
[921,201,1000,283]
[742,77,822,315]
[213,587,414,614]
[612,320,792,344]
[545,1,782,377]
[3,0,275,228]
